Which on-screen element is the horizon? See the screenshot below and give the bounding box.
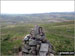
[1,1,74,14]
[1,12,75,15]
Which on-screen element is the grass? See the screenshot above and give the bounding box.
[1,21,74,55]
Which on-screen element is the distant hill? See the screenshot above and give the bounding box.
[0,12,75,24]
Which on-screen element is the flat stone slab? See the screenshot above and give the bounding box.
[39,52,47,56]
[40,43,49,52]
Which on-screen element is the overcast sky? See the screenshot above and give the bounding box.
[1,1,74,14]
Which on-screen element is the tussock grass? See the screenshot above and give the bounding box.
[1,21,74,55]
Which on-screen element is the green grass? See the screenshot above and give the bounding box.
[1,21,74,55]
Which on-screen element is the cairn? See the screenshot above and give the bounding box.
[22,25,54,56]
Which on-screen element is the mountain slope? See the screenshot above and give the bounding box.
[0,12,75,24]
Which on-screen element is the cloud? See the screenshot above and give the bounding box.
[1,1,74,14]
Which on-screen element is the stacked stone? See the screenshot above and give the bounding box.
[22,37,54,56]
[22,25,54,56]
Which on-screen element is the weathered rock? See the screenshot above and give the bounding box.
[40,43,49,52]
[24,44,31,50]
[39,52,47,56]
[22,47,29,53]
[29,47,36,55]
[22,26,54,56]
[29,39,37,46]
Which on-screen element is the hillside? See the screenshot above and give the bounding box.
[0,12,74,55]
[0,12,75,24]
[1,20,74,55]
